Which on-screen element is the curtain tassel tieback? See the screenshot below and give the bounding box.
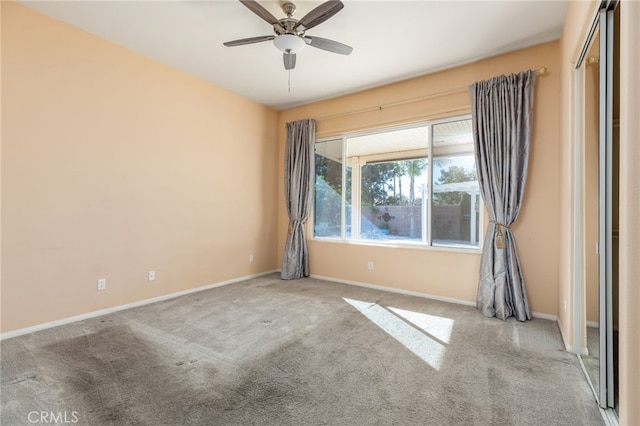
[490,221,510,249]
[288,220,303,235]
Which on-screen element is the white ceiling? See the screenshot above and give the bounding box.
[20,0,569,110]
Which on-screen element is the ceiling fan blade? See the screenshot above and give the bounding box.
[283,53,296,70]
[223,35,275,47]
[239,0,280,25]
[296,1,344,31]
[304,36,352,55]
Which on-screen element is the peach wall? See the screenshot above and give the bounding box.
[277,42,561,316]
[0,3,279,333]
[0,2,3,330]
[618,1,640,423]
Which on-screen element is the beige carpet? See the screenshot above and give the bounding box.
[1,273,603,425]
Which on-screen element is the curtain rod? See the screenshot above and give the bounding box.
[316,66,548,122]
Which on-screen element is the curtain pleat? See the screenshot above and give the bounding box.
[281,119,316,280]
[469,71,536,321]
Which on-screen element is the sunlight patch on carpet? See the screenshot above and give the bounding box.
[388,307,454,344]
[343,298,447,370]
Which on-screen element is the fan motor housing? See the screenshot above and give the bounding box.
[282,2,296,17]
[276,18,302,35]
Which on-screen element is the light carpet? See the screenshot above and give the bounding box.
[1,274,603,425]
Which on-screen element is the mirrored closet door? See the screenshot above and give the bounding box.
[576,0,619,415]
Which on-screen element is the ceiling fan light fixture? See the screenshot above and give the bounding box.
[273,34,305,53]
[224,1,351,70]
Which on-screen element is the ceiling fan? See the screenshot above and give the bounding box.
[223,0,353,70]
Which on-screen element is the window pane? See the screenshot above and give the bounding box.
[431,119,479,248]
[313,117,481,249]
[360,159,428,242]
[314,139,343,238]
[347,124,429,243]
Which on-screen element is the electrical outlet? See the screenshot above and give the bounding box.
[249,254,254,263]
[148,271,156,281]
[367,261,374,270]
[97,278,106,291]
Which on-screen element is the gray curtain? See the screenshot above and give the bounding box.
[281,119,316,280]
[469,71,536,321]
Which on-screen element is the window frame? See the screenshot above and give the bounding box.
[310,115,483,252]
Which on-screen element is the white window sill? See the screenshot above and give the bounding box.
[309,237,483,255]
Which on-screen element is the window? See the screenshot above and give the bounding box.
[313,117,481,249]
[314,138,344,238]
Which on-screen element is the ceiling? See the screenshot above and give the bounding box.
[20,0,569,110]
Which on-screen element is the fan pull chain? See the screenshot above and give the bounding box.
[288,70,291,93]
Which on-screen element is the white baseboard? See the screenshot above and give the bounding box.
[310,274,477,307]
[587,320,599,328]
[530,311,558,321]
[557,317,573,352]
[557,317,589,355]
[310,274,557,323]
[0,270,279,341]
[3,270,563,343]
